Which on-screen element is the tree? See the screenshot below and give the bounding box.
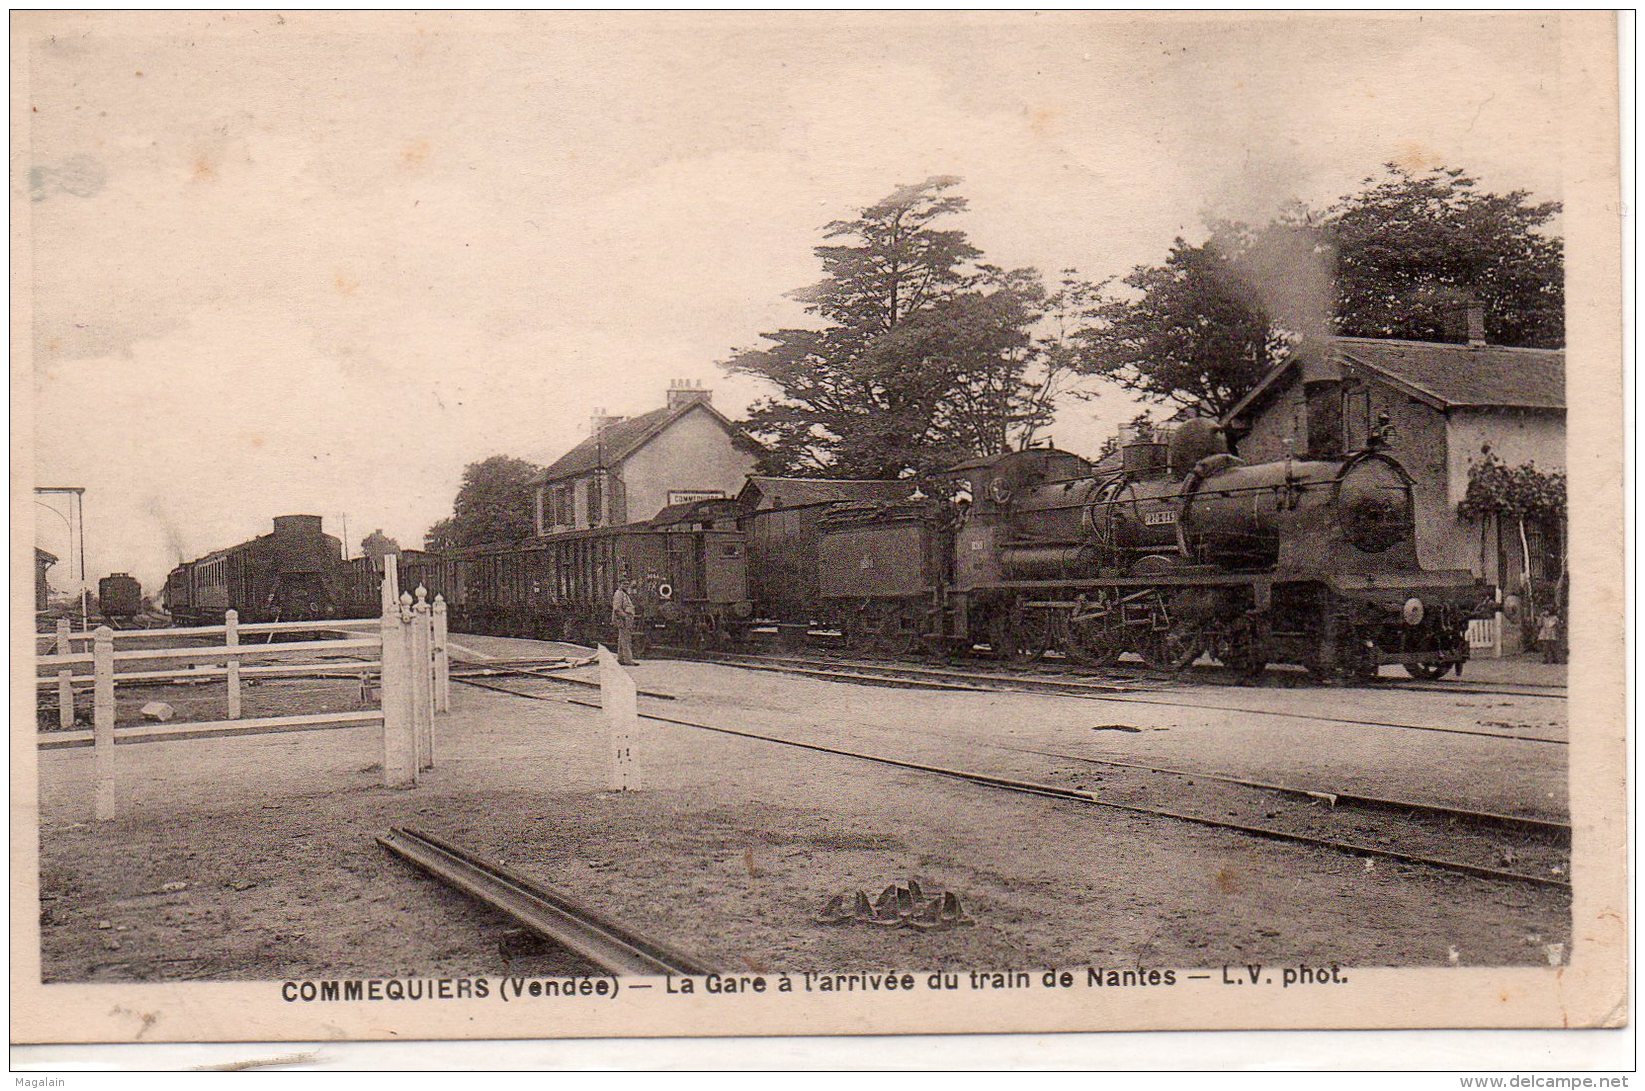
[1325,165,1563,347]
[723,177,1065,478]
[1075,166,1563,419]
[1074,226,1288,418]
[425,455,544,549]
[1458,451,1568,627]
[359,529,401,568]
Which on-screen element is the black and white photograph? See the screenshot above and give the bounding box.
[11,10,1627,1057]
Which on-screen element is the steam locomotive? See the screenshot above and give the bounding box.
[163,515,364,625]
[811,418,1488,679]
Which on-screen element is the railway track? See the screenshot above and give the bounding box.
[728,634,1568,701]
[457,672,1569,889]
[447,640,1564,702]
[377,826,718,976]
[658,649,1568,747]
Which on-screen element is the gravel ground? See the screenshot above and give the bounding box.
[555,656,1570,821]
[35,650,1571,982]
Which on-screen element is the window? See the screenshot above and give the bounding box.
[1342,386,1371,451]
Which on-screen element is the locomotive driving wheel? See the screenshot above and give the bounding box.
[1061,594,1122,668]
[1137,624,1204,672]
[1136,590,1212,673]
[1402,660,1453,680]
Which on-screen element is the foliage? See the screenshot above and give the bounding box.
[1325,165,1563,348]
[424,455,545,549]
[359,529,401,563]
[1072,226,1289,418]
[1457,453,1566,523]
[723,178,1072,478]
[1074,165,1563,419]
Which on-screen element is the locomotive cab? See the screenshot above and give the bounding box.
[941,447,1097,591]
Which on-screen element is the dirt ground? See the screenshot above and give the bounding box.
[35,650,1571,982]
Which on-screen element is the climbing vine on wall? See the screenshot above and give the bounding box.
[1457,453,1566,524]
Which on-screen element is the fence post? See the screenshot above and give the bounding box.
[380,589,417,789]
[411,587,434,771]
[381,553,400,612]
[56,618,74,730]
[599,645,640,792]
[225,608,242,720]
[432,594,450,714]
[93,625,116,821]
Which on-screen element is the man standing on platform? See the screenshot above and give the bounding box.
[612,578,639,665]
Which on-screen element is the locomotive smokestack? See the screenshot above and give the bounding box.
[1299,339,1343,460]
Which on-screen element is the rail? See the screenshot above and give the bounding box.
[378,827,719,976]
[34,617,379,646]
[37,555,451,819]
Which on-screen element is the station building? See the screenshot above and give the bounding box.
[532,380,763,535]
[1222,323,1565,653]
[35,547,57,611]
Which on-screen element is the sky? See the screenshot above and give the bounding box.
[20,11,1569,591]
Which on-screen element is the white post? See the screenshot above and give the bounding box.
[432,594,450,714]
[93,625,116,821]
[411,587,434,771]
[599,645,640,792]
[381,553,400,613]
[380,589,416,789]
[55,618,74,730]
[225,608,242,720]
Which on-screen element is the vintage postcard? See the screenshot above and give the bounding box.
[10,10,1627,1055]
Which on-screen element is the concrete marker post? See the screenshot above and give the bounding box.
[225,608,242,720]
[56,618,74,730]
[379,588,417,789]
[92,625,116,821]
[599,645,639,792]
[411,587,433,771]
[432,594,450,714]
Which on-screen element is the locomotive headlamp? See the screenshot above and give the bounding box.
[1402,597,1425,626]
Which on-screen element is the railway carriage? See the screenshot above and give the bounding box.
[398,500,752,652]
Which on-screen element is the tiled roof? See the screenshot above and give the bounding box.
[737,477,917,510]
[1335,337,1565,410]
[1224,336,1565,425]
[538,401,759,483]
[649,497,744,528]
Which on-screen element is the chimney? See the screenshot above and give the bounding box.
[666,378,712,410]
[590,407,625,436]
[1298,338,1344,460]
[1466,302,1487,348]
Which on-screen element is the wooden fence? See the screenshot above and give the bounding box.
[1467,614,1503,657]
[35,554,448,819]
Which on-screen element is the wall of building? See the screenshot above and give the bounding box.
[1236,373,1455,572]
[1444,408,1566,502]
[619,407,758,524]
[1238,376,1566,656]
